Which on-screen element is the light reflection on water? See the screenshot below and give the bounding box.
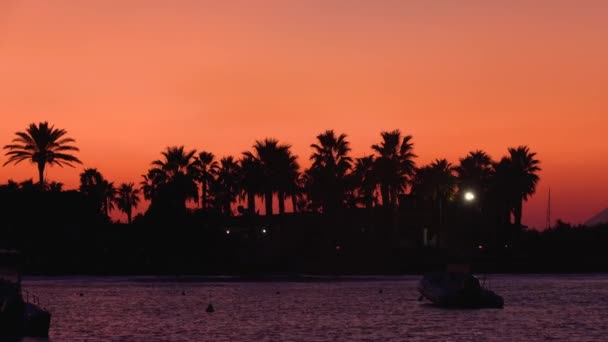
[21,274,608,341]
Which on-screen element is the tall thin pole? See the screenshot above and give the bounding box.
[545,188,551,230]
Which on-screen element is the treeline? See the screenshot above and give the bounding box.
[8,121,608,275]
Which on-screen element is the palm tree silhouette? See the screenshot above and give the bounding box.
[80,168,107,215]
[79,168,116,218]
[243,139,294,216]
[456,150,494,201]
[192,151,219,209]
[239,154,263,215]
[3,122,81,189]
[308,130,352,213]
[506,146,541,228]
[212,156,241,215]
[276,148,300,215]
[147,146,198,211]
[411,159,457,247]
[351,156,377,210]
[115,183,141,224]
[372,130,416,209]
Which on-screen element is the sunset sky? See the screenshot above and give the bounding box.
[0,1,606,228]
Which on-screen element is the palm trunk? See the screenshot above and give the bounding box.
[390,187,398,209]
[278,192,285,214]
[37,162,45,190]
[291,195,298,213]
[265,191,273,216]
[247,191,256,214]
[201,182,208,209]
[514,199,523,228]
[127,208,132,224]
[380,185,389,209]
[224,201,231,216]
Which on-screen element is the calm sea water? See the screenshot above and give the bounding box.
[21,274,608,341]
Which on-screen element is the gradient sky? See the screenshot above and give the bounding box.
[1,1,607,227]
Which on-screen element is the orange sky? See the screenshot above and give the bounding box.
[1,1,607,228]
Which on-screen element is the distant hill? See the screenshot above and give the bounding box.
[585,208,608,227]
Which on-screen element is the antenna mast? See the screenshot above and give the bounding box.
[545,188,551,229]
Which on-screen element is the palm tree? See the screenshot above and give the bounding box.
[80,168,106,215]
[307,130,352,213]
[372,130,416,209]
[411,159,457,247]
[350,156,377,210]
[212,156,241,215]
[146,146,198,212]
[115,183,141,224]
[506,146,541,228]
[79,168,116,219]
[239,154,263,215]
[243,139,295,216]
[192,151,218,209]
[101,180,117,218]
[276,148,300,215]
[456,150,494,201]
[3,122,81,188]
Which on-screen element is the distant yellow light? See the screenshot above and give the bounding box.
[464,191,475,202]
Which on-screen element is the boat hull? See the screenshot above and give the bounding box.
[418,272,503,309]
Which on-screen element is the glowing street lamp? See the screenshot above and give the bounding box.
[464,191,475,202]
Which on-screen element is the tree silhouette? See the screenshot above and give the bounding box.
[411,159,457,247]
[507,146,541,228]
[192,151,219,209]
[307,130,352,213]
[3,122,81,189]
[372,130,416,209]
[239,154,263,215]
[350,156,377,210]
[211,156,240,215]
[80,168,107,216]
[79,168,115,219]
[243,139,294,216]
[456,150,493,202]
[276,147,300,215]
[146,146,198,215]
[115,183,140,224]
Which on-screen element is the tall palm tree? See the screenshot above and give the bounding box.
[371,130,416,209]
[115,183,141,224]
[307,130,352,213]
[411,159,457,247]
[243,139,294,216]
[146,146,198,212]
[192,151,218,209]
[506,146,541,228]
[80,168,106,215]
[212,156,241,215]
[350,156,377,210]
[101,180,117,218]
[276,148,300,215]
[456,150,494,201]
[3,122,81,188]
[239,154,263,215]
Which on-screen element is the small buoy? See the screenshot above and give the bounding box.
[276,291,280,295]
[181,291,186,296]
[206,303,215,313]
[378,289,383,294]
[79,293,84,297]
